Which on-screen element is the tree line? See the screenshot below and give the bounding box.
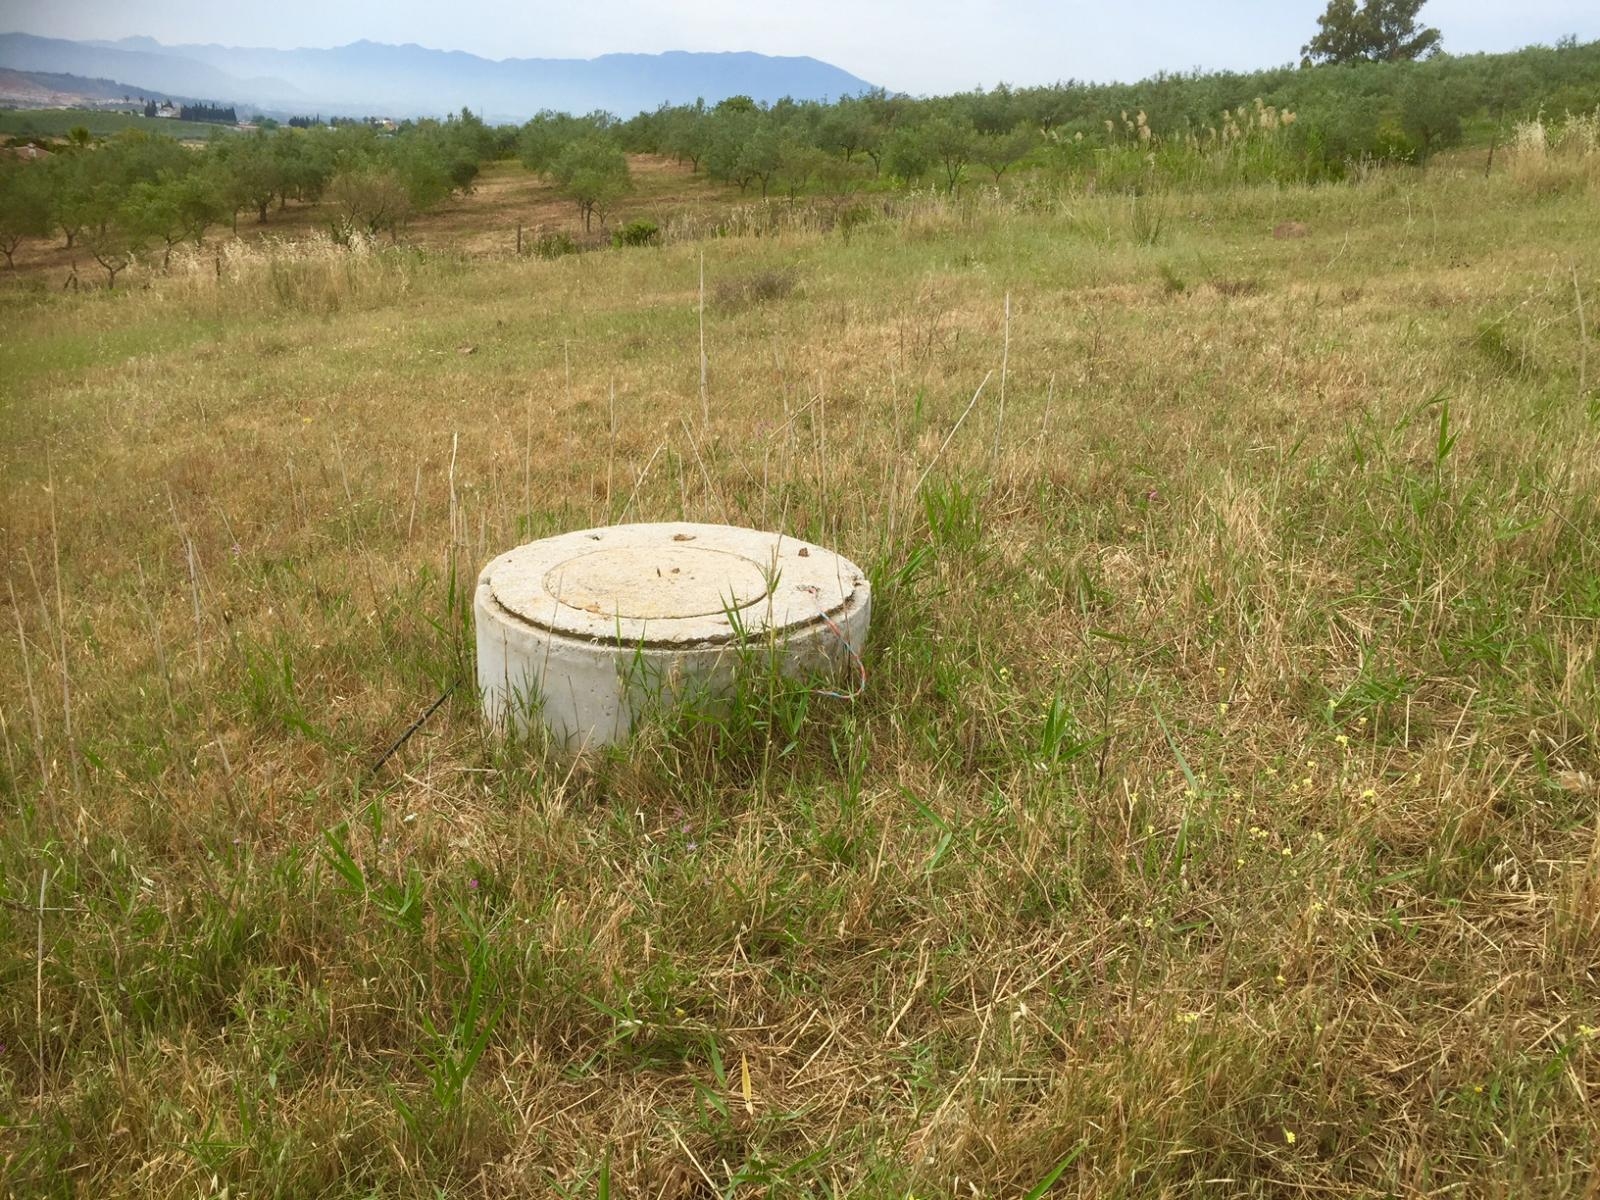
[632,37,1599,188]
[507,35,1600,227]
[178,103,238,125]
[0,109,504,283]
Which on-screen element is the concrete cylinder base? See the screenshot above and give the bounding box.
[474,522,870,751]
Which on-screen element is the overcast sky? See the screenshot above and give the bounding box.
[3,0,1595,94]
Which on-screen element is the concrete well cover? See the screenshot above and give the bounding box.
[483,522,865,646]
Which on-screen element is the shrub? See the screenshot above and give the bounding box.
[529,231,579,259]
[611,218,661,248]
[712,267,797,310]
[1473,318,1535,377]
[1129,193,1167,245]
[1507,110,1600,196]
[836,203,878,241]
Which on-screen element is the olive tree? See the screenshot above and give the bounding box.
[924,115,976,192]
[973,125,1038,183]
[0,159,52,268]
[883,127,931,187]
[122,173,227,265]
[548,138,631,232]
[80,195,147,288]
[223,133,289,224]
[326,166,412,242]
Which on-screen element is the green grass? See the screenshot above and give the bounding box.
[0,107,234,140]
[2,163,1599,1197]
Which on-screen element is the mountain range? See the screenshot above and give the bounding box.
[0,32,877,121]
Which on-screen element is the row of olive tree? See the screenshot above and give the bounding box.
[517,111,634,231]
[0,108,502,284]
[610,34,1600,192]
[505,32,1600,234]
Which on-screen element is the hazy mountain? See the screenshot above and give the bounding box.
[0,33,301,105]
[0,32,877,120]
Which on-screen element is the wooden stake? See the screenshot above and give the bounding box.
[45,459,78,790]
[1575,266,1589,402]
[993,291,1011,460]
[606,377,617,518]
[698,251,708,425]
[8,580,48,787]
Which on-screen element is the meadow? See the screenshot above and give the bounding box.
[2,146,1599,1197]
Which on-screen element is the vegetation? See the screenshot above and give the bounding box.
[2,23,1600,1198]
[622,36,1600,186]
[549,136,632,231]
[611,217,661,247]
[0,107,237,140]
[178,102,239,124]
[0,158,52,267]
[1302,0,1443,66]
[325,166,416,242]
[0,111,500,282]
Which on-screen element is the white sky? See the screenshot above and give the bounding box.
[3,0,1596,94]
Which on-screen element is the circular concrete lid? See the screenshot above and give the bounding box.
[483,522,867,646]
[547,545,771,619]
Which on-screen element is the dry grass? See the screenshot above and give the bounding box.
[1508,110,1600,196]
[2,162,1600,1198]
[712,266,800,311]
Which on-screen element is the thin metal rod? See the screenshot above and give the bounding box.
[371,680,459,773]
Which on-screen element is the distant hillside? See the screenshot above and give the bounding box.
[0,32,877,120]
[0,67,181,107]
[0,33,296,106]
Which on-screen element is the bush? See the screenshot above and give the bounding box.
[836,203,879,241]
[712,267,797,310]
[529,231,579,259]
[611,218,661,248]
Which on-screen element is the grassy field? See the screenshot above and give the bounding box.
[2,158,1599,1197]
[0,107,233,140]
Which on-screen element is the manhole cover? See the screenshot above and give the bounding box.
[545,545,771,619]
